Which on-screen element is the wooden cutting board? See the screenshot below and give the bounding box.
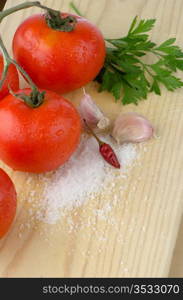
[0,0,183,277]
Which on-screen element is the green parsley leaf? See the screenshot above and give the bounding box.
[96,17,183,105]
[156,75,183,91]
[150,80,161,95]
[130,18,156,34]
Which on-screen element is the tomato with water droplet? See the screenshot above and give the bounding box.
[0,89,81,173]
[13,13,106,93]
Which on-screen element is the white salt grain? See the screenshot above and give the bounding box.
[36,134,137,224]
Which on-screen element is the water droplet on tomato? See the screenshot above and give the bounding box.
[56,129,64,136]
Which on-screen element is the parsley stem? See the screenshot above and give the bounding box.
[69,2,83,16]
[110,63,126,75]
[137,60,154,77]
[150,49,164,58]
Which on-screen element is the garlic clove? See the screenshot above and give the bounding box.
[79,89,110,130]
[112,112,154,144]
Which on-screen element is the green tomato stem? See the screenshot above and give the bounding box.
[0,1,71,107]
[0,35,38,93]
[0,2,41,21]
[0,1,68,23]
[0,34,44,108]
[0,2,47,107]
[0,1,77,31]
[0,36,10,90]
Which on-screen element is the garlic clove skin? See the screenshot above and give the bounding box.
[79,90,110,130]
[97,116,110,130]
[112,112,154,144]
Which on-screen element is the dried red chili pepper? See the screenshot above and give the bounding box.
[99,142,120,168]
[83,119,120,169]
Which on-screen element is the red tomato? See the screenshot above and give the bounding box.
[0,53,19,100]
[0,89,81,173]
[0,168,17,239]
[13,13,106,94]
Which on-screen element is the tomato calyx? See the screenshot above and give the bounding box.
[9,88,45,108]
[45,9,77,32]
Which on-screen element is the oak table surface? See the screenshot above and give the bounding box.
[0,0,183,277]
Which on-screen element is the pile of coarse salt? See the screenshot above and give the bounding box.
[37,134,138,224]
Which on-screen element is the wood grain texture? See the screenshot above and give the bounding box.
[169,217,183,277]
[0,0,183,277]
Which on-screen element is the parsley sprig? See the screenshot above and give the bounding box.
[96,16,183,105]
[69,3,183,105]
